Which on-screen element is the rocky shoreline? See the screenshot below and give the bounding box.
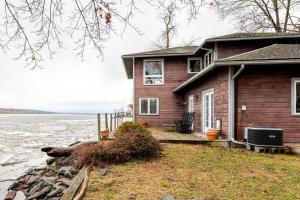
[5,144,82,200]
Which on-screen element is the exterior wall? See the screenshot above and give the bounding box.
[235,65,300,143]
[134,57,193,126]
[217,41,271,59]
[180,67,229,136]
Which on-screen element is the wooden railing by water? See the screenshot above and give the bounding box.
[97,112,132,140]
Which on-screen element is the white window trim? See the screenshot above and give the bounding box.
[204,50,214,68]
[291,78,300,116]
[202,88,214,133]
[187,57,202,73]
[143,59,164,85]
[139,98,159,115]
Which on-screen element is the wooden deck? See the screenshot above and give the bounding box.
[149,127,230,146]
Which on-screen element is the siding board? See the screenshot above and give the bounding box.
[235,65,300,143]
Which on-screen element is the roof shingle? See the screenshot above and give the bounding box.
[219,44,300,62]
[122,46,198,57]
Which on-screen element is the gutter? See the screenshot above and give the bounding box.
[229,65,246,146]
[132,57,135,122]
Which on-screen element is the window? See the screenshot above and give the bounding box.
[187,58,202,73]
[143,60,164,85]
[139,98,159,115]
[204,50,214,68]
[292,79,300,115]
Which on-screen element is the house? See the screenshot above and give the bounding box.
[122,33,300,146]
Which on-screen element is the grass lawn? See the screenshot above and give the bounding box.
[84,144,300,200]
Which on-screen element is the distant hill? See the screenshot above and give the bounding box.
[0,108,55,114]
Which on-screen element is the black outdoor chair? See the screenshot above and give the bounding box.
[174,112,195,133]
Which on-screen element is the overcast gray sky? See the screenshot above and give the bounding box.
[0,3,235,113]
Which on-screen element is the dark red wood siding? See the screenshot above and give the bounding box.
[180,67,229,136]
[235,65,300,143]
[134,57,193,126]
[217,41,269,59]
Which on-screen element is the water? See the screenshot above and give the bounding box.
[0,114,98,199]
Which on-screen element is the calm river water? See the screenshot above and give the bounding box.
[0,114,98,199]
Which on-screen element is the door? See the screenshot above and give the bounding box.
[202,89,214,133]
[188,95,194,130]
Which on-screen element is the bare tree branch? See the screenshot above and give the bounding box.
[213,0,300,33]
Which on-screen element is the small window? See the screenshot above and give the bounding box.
[292,79,300,115]
[187,58,202,73]
[143,60,164,85]
[139,98,159,115]
[204,50,214,68]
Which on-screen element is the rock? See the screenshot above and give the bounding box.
[27,181,44,196]
[8,179,27,190]
[40,176,56,186]
[26,185,52,200]
[56,157,71,166]
[59,166,77,178]
[98,168,108,176]
[160,194,175,200]
[56,179,71,187]
[46,158,57,165]
[64,170,73,179]
[47,187,63,198]
[27,176,40,187]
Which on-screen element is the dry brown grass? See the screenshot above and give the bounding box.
[84,144,300,200]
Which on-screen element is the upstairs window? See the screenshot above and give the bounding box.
[187,58,202,73]
[292,79,300,115]
[204,50,214,68]
[143,60,164,85]
[139,98,159,115]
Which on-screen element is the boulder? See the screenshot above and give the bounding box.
[26,185,52,200]
[27,176,40,187]
[47,187,63,198]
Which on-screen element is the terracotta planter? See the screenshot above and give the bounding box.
[140,122,148,128]
[206,128,220,141]
[101,130,110,139]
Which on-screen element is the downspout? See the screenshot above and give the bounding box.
[229,64,246,145]
[132,57,136,122]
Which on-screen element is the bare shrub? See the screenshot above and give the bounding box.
[71,122,160,167]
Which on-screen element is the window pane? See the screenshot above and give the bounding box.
[145,61,162,75]
[150,99,157,114]
[141,99,148,114]
[189,60,201,72]
[297,82,300,113]
[145,77,163,85]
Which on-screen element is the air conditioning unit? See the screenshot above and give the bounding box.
[244,127,283,146]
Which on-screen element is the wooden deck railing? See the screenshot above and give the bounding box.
[97,112,132,140]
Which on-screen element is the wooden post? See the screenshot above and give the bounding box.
[105,113,108,130]
[114,113,117,130]
[110,114,113,131]
[97,114,101,141]
[121,113,124,124]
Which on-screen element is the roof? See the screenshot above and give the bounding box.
[123,32,300,79]
[122,46,198,58]
[217,44,300,63]
[122,46,198,79]
[173,44,300,93]
[205,32,300,42]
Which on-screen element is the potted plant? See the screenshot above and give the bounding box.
[100,129,110,139]
[140,122,148,128]
[206,128,221,141]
